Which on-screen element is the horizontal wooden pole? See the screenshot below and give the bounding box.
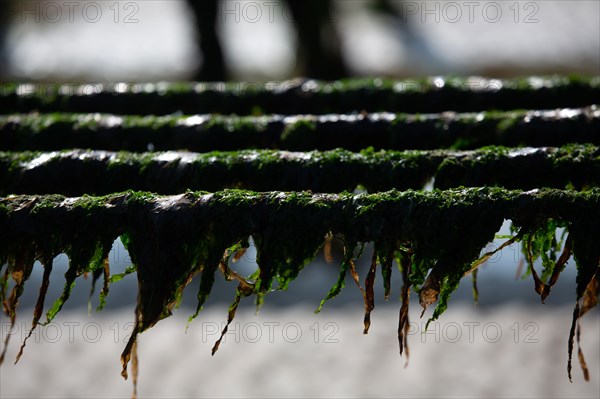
[1,76,598,115]
[1,145,598,195]
[2,189,597,380]
[1,188,598,299]
[1,107,598,152]
[1,188,598,325]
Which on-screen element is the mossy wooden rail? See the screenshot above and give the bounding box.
[0,188,599,382]
[1,76,599,115]
[1,106,598,152]
[1,145,599,195]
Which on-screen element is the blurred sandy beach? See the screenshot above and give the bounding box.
[1,304,599,398]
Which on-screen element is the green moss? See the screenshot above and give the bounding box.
[0,151,39,173]
[496,113,522,133]
[280,118,318,151]
[30,194,68,214]
[72,194,111,212]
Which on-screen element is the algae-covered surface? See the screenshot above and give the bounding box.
[0,145,599,195]
[1,76,599,396]
[0,188,598,387]
[1,76,599,115]
[0,106,598,152]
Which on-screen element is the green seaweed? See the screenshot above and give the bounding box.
[567,215,600,381]
[0,188,598,382]
[396,249,412,359]
[471,269,479,305]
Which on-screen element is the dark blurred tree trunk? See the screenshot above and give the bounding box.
[187,0,349,81]
[285,0,348,80]
[187,0,227,82]
[0,0,8,81]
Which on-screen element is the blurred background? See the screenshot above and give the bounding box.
[0,0,598,81]
[0,1,599,398]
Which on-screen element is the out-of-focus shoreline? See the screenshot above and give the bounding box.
[3,0,599,81]
[1,304,598,398]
